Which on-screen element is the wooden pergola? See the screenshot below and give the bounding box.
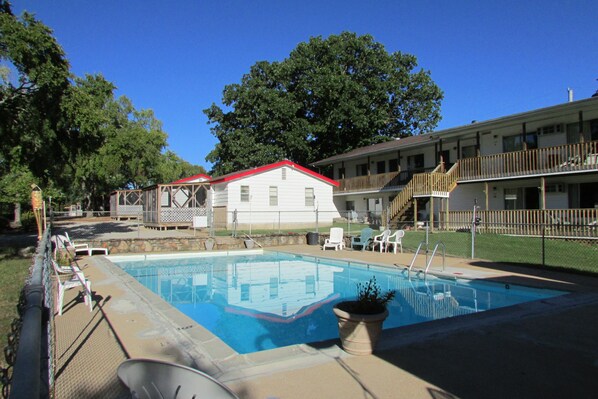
[110,189,143,220]
[142,182,210,230]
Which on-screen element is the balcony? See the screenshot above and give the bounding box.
[459,140,598,182]
[334,168,434,194]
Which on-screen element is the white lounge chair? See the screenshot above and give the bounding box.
[64,232,91,251]
[53,234,108,256]
[53,261,92,316]
[386,230,405,254]
[118,358,240,399]
[371,229,390,252]
[322,227,345,251]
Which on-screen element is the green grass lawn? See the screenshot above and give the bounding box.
[0,249,31,368]
[402,230,598,274]
[218,225,597,274]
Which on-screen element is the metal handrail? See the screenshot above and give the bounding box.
[407,241,428,277]
[424,241,446,277]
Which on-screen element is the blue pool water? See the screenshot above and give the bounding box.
[112,251,565,354]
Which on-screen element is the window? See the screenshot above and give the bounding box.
[388,159,399,172]
[269,277,279,299]
[504,188,518,210]
[591,119,598,141]
[160,190,171,207]
[240,284,250,301]
[346,200,355,211]
[282,168,287,180]
[305,188,314,206]
[356,163,368,176]
[503,133,537,152]
[337,167,345,179]
[305,275,315,294]
[376,160,386,174]
[194,186,207,206]
[240,185,250,202]
[269,186,278,206]
[461,145,477,159]
[407,154,424,170]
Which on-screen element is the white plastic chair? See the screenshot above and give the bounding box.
[371,229,390,252]
[118,358,240,399]
[386,230,405,254]
[51,259,82,275]
[322,227,345,251]
[53,262,92,316]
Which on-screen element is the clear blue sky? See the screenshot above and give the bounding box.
[12,0,598,171]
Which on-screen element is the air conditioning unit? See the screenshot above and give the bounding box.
[537,124,564,135]
[545,183,566,193]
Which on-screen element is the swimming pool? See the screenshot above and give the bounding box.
[111,251,565,354]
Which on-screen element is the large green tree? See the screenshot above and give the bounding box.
[205,32,443,175]
[157,150,207,183]
[62,77,169,209]
[0,2,70,179]
[1,2,204,216]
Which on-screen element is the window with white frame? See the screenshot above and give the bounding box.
[305,187,314,206]
[269,186,278,206]
[241,284,250,301]
[240,185,250,202]
[269,277,279,299]
[305,275,315,294]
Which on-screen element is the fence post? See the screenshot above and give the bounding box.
[542,224,546,267]
[347,211,351,236]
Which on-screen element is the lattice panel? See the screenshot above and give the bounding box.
[159,207,207,223]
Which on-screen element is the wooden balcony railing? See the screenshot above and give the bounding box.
[412,172,455,196]
[334,168,435,193]
[459,140,598,181]
[441,208,598,237]
[386,165,460,223]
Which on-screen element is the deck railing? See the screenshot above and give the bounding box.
[442,208,598,237]
[334,168,435,193]
[459,140,598,181]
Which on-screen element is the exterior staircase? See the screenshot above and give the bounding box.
[384,162,460,226]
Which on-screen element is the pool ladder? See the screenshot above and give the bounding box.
[407,241,446,279]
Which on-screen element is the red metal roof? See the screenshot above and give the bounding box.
[209,160,339,187]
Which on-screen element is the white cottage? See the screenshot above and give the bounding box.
[210,160,340,230]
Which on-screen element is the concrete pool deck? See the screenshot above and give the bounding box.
[53,245,598,398]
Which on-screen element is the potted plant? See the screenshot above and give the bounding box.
[333,276,395,355]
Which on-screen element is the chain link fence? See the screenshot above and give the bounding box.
[49,210,597,273]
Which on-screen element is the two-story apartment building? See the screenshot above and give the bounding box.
[312,96,598,234]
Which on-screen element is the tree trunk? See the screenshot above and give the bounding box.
[11,202,22,228]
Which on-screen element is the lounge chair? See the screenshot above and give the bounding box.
[117,358,240,399]
[64,232,91,251]
[371,229,390,252]
[53,234,108,256]
[386,230,405,254]
[351,227,374,251]
[322,227,345,251]
[53,261,92,316]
